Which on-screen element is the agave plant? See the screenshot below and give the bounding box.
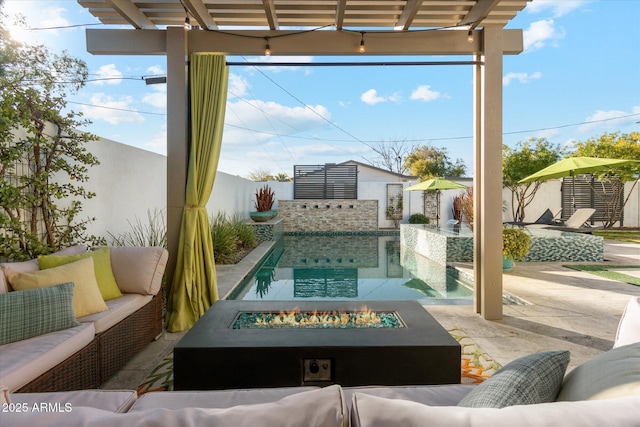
[254,185,275,212]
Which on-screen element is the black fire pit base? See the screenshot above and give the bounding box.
[174,300,460,390]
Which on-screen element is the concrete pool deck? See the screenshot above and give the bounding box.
[101,239,640,390]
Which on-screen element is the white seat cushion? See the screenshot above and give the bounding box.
[350,393,640,427]
[614,296,640,348]
[0,323,95,392]
[130,386,319,411]
[343,384,476,408]
[10,390,137,413]
[78,294,152,334]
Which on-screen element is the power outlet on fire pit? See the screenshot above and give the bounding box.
[303,359,332,383]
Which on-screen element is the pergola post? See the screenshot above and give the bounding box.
[165,27,189,292]
[473,26,504,320]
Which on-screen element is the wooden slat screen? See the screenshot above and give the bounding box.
[561,176,624,225]
[294,164,357,199]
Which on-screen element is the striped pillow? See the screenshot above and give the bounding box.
[0,282,80,346]
[458,350,570,408]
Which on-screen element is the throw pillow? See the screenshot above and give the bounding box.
[0,282,80,345]
[556,342,640,401]
[38,247,123,301]
[351,393,640,427]
[457,350,570,408]
[8,257,108,318]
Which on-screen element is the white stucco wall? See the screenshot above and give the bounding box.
[80,138,166,239]
[60,139,638,238]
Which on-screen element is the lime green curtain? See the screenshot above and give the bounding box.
[166,53,228,332]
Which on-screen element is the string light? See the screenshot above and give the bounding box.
[183,16,191,31]
[264,37,271,56]
[467,29,473,43]
[359,32,366,53]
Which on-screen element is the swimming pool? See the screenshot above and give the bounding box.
[228,234,474,304]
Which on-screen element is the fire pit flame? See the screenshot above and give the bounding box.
[232,306,402,329]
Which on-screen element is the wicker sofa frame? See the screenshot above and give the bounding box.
[16,292,163,393]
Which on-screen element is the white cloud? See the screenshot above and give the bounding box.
[141,86,166,109]
[503,71,542,86]
[410,85,441,102]
[145,125,167,154]
[523,19,565,51]
[526,0,591,18]
[361,89,387,105]
[146,65,165,76]
[92,64,123,86]
[228,73,250,98]
[81,93,145,125]
[578,106,640,133]
[224,99,331,145]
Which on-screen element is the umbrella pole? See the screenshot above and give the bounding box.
[571,170,575,215]
[436,190,440,228]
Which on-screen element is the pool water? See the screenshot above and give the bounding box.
[228,234,474,304]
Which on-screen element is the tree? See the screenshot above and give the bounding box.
[0,13,102,260]
[247,167,272,181]
[404,145,466,179]
[570,131,640,228]
[274,172,291,182]
[362,139,416,175]
[502,138,564,222]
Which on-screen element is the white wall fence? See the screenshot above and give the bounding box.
[77,139,639,240]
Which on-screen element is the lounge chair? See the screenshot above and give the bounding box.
[532,208,602,233]
[504,207,562,227]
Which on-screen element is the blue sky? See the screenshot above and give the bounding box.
[4,0,640,178]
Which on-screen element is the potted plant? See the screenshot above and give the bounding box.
[250,184,277,222]
[502,226,531,271]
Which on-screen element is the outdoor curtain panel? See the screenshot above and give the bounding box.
[166,53,228,332]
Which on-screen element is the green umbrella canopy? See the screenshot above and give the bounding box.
[404,177,467,191]
[518,157,640,183]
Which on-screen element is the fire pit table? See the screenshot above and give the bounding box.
[173,300,460,390]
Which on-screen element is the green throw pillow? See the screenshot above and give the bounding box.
[458,350,570,408]
[0,282,80,346]
[38,247,122,300]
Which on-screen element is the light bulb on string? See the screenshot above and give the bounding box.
[359,32,366,53]
[183,16,191,31]
[264,37,271,56]
[467,29,474,43]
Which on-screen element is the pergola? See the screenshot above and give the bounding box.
[78,0,531,320]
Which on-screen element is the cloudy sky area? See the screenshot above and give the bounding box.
[3,0,639,178]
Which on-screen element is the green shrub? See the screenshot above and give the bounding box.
[409,213,430,224]
[229,213,258,250]
[107,208,167,248]
[210,212,238,264]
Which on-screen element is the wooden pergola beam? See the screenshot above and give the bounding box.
[86,28,524,56]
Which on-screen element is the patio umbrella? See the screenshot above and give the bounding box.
[518,157,640,214]
[404,178,467,227]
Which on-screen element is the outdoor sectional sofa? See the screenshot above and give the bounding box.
[1,297,639,426]
[0,245,168,393]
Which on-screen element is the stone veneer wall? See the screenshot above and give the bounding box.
[278,200,378,232]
